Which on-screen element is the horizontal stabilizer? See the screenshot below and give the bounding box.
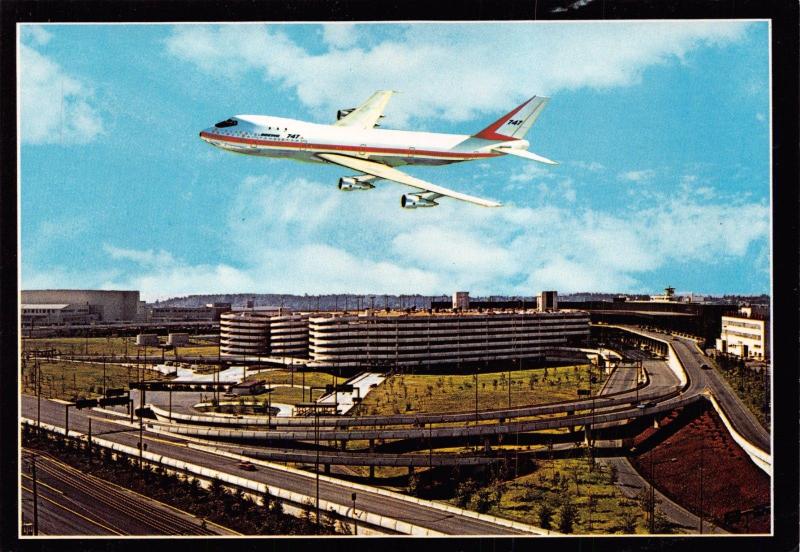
[493,147,558,165]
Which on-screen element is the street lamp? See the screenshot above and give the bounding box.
[351,492,358,535]
[648,454,677,533]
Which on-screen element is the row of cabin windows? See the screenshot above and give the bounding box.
[214,119,291,133]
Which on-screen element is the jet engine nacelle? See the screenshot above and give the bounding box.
[401,194,438,209]
[338,177,375,191]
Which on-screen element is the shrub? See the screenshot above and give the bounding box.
[538,502,554,530]
[558,499,578,533]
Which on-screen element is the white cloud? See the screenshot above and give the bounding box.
[618,169,656,183]
[74,171,768,300]
[165,21,749,127]
[573,161,606,172]
[21,25,52,46]
[103,244,177,267]
[19,42,103,144]
[322,24,359,49]
[510,163,557,183]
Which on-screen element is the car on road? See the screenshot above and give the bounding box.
[700,363,711,370]
[237,460,256,471]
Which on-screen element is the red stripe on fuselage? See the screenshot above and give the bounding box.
[199,131,500,160]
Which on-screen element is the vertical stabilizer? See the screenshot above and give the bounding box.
[473,96,550,141]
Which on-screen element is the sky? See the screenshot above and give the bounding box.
[19,21,771,302]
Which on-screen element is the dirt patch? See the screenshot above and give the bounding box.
[630,401,770,533]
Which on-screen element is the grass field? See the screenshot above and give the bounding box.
[357,364,602,416]
[250,386,327,405]
[20,359,167,401]
[22,336,219,358]
[479,457,650,534]
[244,369,337,390]
[706,355,770,431]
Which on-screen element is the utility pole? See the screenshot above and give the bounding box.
[102,358,106,395]
[650,451,655,534]
[36,359,41,432]
[699,438,704,534]
[31,455,39,536]
[352,492,358,535]
[315,408,320,532]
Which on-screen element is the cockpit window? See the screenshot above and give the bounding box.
[214,118,238,128]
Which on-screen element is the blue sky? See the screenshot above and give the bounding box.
[19,22,770,301]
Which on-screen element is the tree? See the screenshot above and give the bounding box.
[538,502,554,530]
[620,508,639,533]
[558,499,578,534]
[322,508,338,534]
[609,464,619,485]
[455,479,477,507]
[652,510,675,534]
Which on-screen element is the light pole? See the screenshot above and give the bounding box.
[36,359,41,432]
[648,454,677,533]
[315,407,320,532]
[699,437,704,534]
[31,454,39,535]
[351,492,358,535]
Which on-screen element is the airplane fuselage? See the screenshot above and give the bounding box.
[200,115,512,167]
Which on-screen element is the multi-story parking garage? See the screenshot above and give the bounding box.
[308,309,590,368]
[219,311,273,356]
[220,308,589,367]
[269,314,309,357]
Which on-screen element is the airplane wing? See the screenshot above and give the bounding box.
[333,90,396,130]
[317,152,502,207]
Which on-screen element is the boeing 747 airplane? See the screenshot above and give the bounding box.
[199,91,557,208]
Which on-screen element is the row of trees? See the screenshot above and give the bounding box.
[21,425,340,535]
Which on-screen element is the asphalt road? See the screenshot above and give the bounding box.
[21,396,529,536]
[20,448,233,536]
[615,327,769,454]
[596,352,725,534]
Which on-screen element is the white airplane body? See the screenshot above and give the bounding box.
[200,91,557,208]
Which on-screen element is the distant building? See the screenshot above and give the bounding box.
[136,334,160,346]
[21,303,97,326]
[22,290,140,322]
[219,307,590,368]
[539,291,558,312]
[166,333,190,347]
[452,291,470,310]
[307,309,589,369]
[220,310,274,357]
[716,308,770,359]
[230,380,266,396]
[649,286,677,302]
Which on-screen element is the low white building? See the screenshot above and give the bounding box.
[716,309,769,359]
[21,303,96,325]
[136,333,160,347]
[166,333,190,347]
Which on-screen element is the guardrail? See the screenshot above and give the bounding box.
[703,393,771,476]
[146,373,655,430]
[154,392,693,443]
[20,418,445,536]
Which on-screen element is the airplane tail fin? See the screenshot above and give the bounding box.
[472,96,550,141]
